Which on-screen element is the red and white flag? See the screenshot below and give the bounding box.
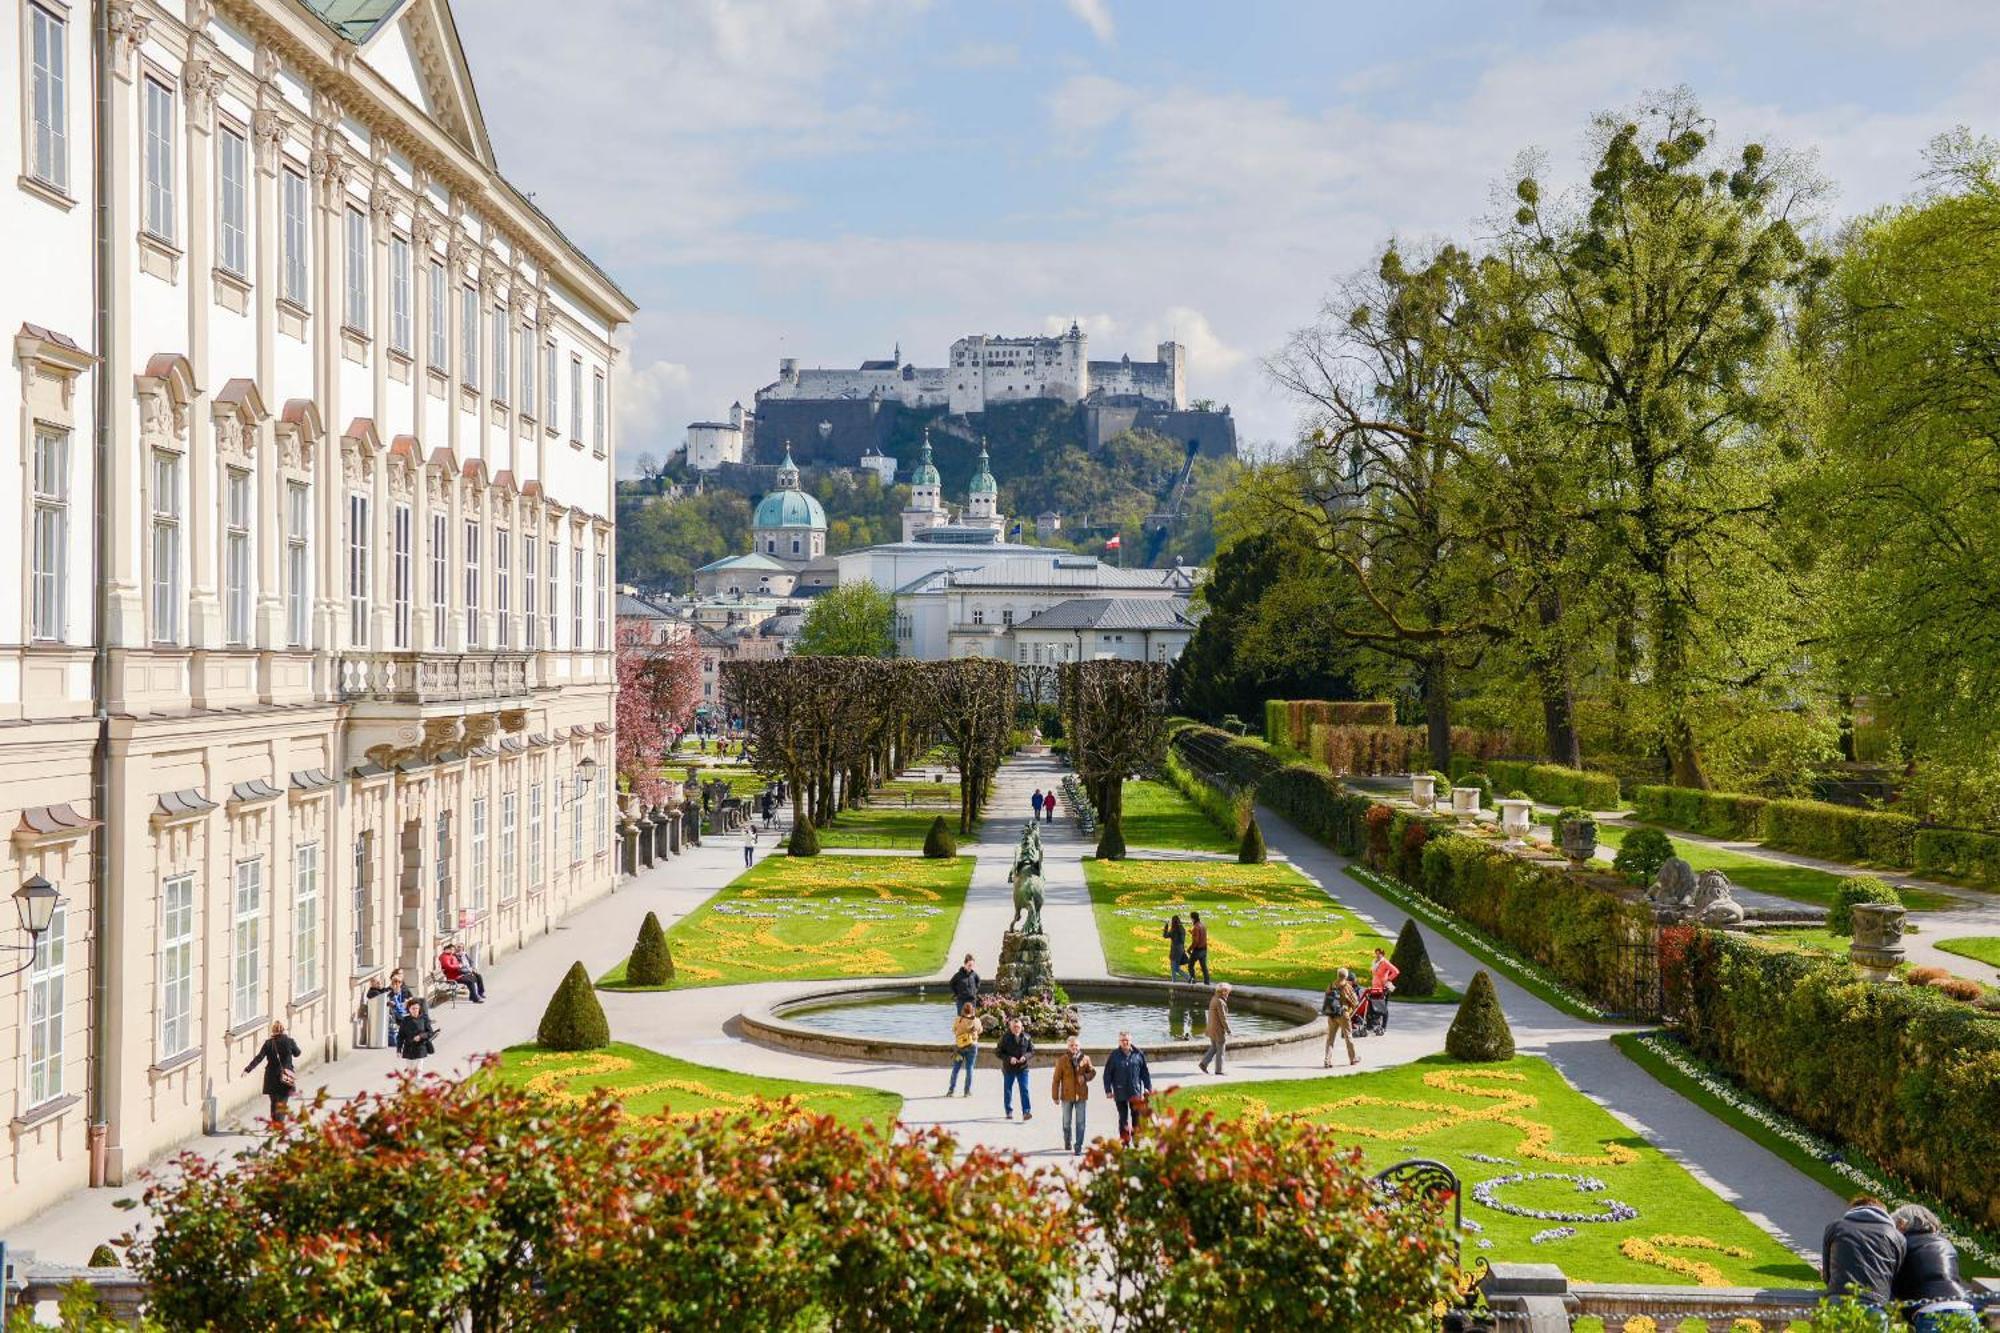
[1104,534,1122,551]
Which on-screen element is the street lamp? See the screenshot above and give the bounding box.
[2,875,60,980]
[572,755,598,806]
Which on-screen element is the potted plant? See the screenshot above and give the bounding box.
[1556,807,1597,865]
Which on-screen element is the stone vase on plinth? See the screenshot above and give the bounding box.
[1848,902,1908,982]
[1496,798,1533,846]
[1410,773,1437,812]
[1450,787,1481,821]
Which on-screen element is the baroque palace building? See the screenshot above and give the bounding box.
[0,0,634,1224]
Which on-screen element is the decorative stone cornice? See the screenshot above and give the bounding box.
[108,1,151,77]
[251,108,291,174]
[183,53,224,126]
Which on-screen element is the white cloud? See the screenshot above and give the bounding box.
[1063,0,1115,44]
[616,359,695,473]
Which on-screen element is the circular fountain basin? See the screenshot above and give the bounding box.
[741,978,1325,1067]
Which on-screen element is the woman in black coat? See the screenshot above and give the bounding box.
[244,1020,302,1125]
[396,999,438,1070]
[1891,1204,1973,1331]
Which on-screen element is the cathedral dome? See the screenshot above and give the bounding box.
[753,488,826,530]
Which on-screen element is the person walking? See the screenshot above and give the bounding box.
[1032,789,1046,823]
[244,1020,302,1126]
[1187,912,1211,985]
[1163,915,1189,983]
[1367,946,1401,1036]
[1102,1031,1153,1144]
[1042,789,1054,823]
[742,822,757,868]
[947,1002,981,1097]
[1197,982,1232,1076]
[1050,1035,1095,1155]
[1322,969,1361,1067]
[397,998,438,1073]
[950,953,981,1011]
[1891,1205,1974,1332]
[1822,1194,1905,1316]
[998,1017,1035,1121]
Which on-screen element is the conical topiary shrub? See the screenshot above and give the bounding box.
[88,1244,121,1268]
[1444,970,1514,1063]
[1238,813,1267,864]
[1388,918,1437,998]
[538,961,611,1051]
[788,819,821,857]
[923,814,957,859]
[1095,815,1127,861]
[627,911,674,986]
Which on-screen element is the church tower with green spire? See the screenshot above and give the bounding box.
[900,430,950,542]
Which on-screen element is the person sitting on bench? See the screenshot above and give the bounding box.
[438,944,486,1003]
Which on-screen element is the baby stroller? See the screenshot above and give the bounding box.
[1346,988,1375,1036]
[1350,987,1389,1037]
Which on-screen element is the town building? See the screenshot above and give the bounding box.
[684,401,750,471]
[0,0,633,1226]
[1010,597,1200,664]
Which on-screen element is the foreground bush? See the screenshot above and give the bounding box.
[626,911,674,986]
[1072,1108,1458,1331]
[538,961,610,1051]
[922,814,957,858]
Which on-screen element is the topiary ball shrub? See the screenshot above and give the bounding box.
[788,819,821,857]
[1388,919,1438,998]
[1612,827,1675,885]
[1444,970,1514,1063]
[1238,814,1267,864]
[923,814,958,859]
[538,961,611,1051]
[1096,816,1127,861]
[1827,876,1900,936]
[1506,790,1531,802]
[1461,773,1495,807]
[627,911,674,987]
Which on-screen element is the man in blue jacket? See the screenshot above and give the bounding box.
[1102,1030,1154,1144]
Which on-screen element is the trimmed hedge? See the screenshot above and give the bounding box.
[1914,827,2000,889]
[1264,699,1396,749]
[1763,799,1918,868]
[1307,725,1511,776]
[1630,785,1769,840]
[1446,759,1620,810]
[1827,876,1899,936]
[1669,930,2000,1229]
[538,962,611,1051]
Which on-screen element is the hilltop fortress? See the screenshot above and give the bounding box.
[684,326,1235,471]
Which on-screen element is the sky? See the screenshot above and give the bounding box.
[453,0,2000,473]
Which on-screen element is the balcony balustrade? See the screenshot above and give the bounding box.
[337,652,536,705]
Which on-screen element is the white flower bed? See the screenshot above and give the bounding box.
[1632,1033,2000,1269]
[1346,865,1610,1020]
[1471,1171,1638,1224]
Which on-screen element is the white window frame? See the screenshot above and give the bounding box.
[571,543,583,649]
[495,527,511,647]
[501,787,519,902]
[142,75,175,242]
[544,339,558,426]
[159,875,194,1059]
[568,356,583,441]
[491,304,509,402]
[352,831,373,970]
[30,427,68,642]
[286,481,309,648]
[569,769,584,865]
[392,502,412,649]
[231,858,264,1028]
[592,371,606,455]
[281,167,308,306]
[389,233,412,353]
[224,466,252,646]
[460,285,479,388]
[464,519,481,648]
[594,550,607,650]
[546,539,559,648]
[522,535,538,649]
[430,511,447,644]
[519,326,534,417]
[293,842,320,998]
[26,2,68,192]
[470,795,489,916]
[433,812,453,934]
[150,448,183,644]
[595,758,608,856]
[26,903,66,1107]
[217,125,248,277]
[344,205,368,331]
[427,260,447,368]
[528,780,544,890]
[347,492,370,647]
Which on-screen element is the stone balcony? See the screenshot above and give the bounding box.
[336,652,538,706]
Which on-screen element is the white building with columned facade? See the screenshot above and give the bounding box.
[0,0,634,1226]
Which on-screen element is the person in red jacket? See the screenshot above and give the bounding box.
[1365,946,1399,1036]
[439,943,486,1003]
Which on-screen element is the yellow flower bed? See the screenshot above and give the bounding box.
[1618,1235,1755,1287]
[495,1042,901,1130]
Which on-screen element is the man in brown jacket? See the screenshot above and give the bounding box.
[1050,1034,1096,1155]
[1198,982,1232,1075]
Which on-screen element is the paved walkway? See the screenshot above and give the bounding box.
[12,751,1846,1270]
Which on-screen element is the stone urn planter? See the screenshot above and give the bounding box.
[1848,902,1908,983]
[1450,786,1481,820]
[1496,798,1533,845]
[1557,813,1598,865]
[1410,773,1437,812]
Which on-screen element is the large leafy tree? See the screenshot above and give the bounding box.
[794,582,897,658]
[1811,131,2000,768]
[1506,89,1828,786]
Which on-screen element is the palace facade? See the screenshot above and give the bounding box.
[0,0,634,1224]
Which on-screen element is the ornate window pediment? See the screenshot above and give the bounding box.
[212,378,269,467]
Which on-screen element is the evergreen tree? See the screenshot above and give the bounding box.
[923,815,957,859]
[1388,919,1437,998]
[788,819,821,857]
[1238,814,1267,864]
[537,962,611,1052]
[627,911,674,986]
[1445,970,1514,1063]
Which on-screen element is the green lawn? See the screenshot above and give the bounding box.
[1937,936,2000,969]
[602,853,972,988]
[1084,857,1446,998]
[1170,1054,1815,1286]
[1116,779,1239,853]
[491,1041,900,1129]
[814,806,976,850]
[1742,926,1852,957]
[872,778,963,806]
[1593,824,1956,912]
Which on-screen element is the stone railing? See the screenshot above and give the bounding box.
[336,652,535,705]
[1478,1262,2000,1330]
[3,1254,147,1324]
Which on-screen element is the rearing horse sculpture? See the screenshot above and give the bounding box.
[1010,823,1046,935]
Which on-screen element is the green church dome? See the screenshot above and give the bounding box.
[911,433,942,487]
[967,444,997,495]
[753,489,827,530]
